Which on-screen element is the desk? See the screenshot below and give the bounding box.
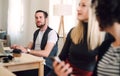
[0,66,16,76]
[0,53,44,76]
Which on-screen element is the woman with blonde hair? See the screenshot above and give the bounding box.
[52,0,106,76]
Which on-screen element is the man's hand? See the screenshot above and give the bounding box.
[11,44,27,53]
[11,44,18,49]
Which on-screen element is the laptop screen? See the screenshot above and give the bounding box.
[0,41,12,55]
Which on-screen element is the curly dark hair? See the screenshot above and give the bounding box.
[92,0,120,29]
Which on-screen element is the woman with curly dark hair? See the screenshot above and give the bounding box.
[92,0,120,76]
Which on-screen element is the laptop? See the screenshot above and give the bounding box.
[0,41,12,55]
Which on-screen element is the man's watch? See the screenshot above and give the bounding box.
[27,49,31,53]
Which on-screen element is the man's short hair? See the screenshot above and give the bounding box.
[35,10,48,18]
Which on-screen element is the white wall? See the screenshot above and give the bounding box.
[3,0,8,31]
[0,0,8,31]
[0,0,2,29]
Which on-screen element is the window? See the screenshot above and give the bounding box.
[8,0,23,44]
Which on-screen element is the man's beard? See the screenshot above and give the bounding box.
[36,20,46,29]
[36,23,45,28]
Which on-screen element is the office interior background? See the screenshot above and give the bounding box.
[0,0,79,51]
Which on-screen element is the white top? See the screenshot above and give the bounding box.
[34,30,58,50]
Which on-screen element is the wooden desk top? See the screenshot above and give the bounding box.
[0,53,44,76]
[0,66,16,76]
[1,53,44,66]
